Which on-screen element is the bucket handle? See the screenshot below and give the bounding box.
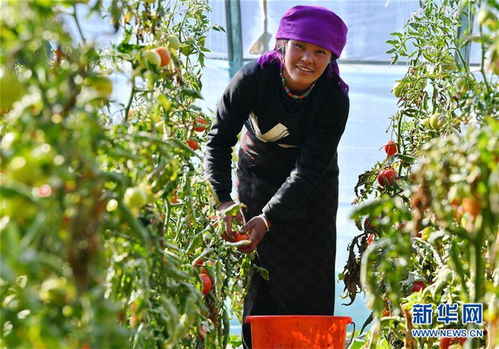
[346,321,356,348]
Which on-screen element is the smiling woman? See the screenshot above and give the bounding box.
[282,40,332,92]
[205,5,350,348]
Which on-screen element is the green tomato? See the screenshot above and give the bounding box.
[489,54,499,75]
[39,277,76,304]
[180,44,194,56]
[106,199,118,212]
[429,113,444,130]
[143,50,161,68]
[31,143,55,164]
[62,305,74,317]
[0,68,25,112]
[441,57,457,72]
[7,156,42,185]
[124,187,148,208]
[1,132,19,150]
[455,77,467,92]
[392,80,405,98]
[1,197,37,221]
[421,117,431,129]
[166,34,181,50]
[158,94,171,112]
[85,76,113,99]
[477,9,497,30]
[420,227,432,241]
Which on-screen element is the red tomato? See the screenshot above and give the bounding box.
[153,47,171,67]
[383,309,391,317]
[439,337,466,349]
[367,233,375,244]
[170,192,178,204]
[187,139,198,151]
[384,140,398,156]
[411,280,426,293]
[199,273,212,296]
[193,260,207,274]
[193,118,207,132]
[234,232,250,242]
[377,169,397,187]
[193,259,204,266]
[462,197,480,218]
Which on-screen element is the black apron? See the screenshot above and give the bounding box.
[237,129,338,348]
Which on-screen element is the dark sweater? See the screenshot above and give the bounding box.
[205,61,349,225]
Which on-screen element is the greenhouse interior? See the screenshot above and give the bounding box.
[0,0,497,348]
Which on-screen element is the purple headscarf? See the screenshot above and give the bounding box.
[257,5,349,94]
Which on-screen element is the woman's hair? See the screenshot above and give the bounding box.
[256,39,337,79]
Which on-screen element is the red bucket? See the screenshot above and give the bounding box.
[245,315,354,349]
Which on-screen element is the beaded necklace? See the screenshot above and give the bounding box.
[280,69,317,100]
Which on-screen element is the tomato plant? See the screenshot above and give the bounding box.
[342,1,498,348]
[0,1,251,348]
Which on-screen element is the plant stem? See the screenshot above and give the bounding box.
[124,75,136,124]
[478,24,491,94]
[72,4,86,44]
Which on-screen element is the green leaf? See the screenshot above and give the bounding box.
[158,94,172,112]
[116,42,144,54]
[254,265,270,280]
[349,337,368,349]
[212,24,225,32]
[397,154,416,163]
[180,88,203,99]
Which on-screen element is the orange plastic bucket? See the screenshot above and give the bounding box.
[245,315,354,349]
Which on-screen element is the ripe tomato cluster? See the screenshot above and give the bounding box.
[187,139,199,151]
[199,273,212,296]
[439,337,466,349]
[233,232,249,242]
[193,118,207,132]
[411,280,426,293]
[193,259,214,296]
[377,168,397,187]
[384,140,398,156]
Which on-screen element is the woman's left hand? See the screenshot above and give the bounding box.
[237,215,271,253]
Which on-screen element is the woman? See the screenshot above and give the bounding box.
[205,5,349,348]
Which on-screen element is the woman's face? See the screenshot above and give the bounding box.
[282,40,332,92]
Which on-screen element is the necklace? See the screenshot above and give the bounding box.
[280,69,316,100]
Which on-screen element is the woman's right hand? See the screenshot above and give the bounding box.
[216,200,244,242]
